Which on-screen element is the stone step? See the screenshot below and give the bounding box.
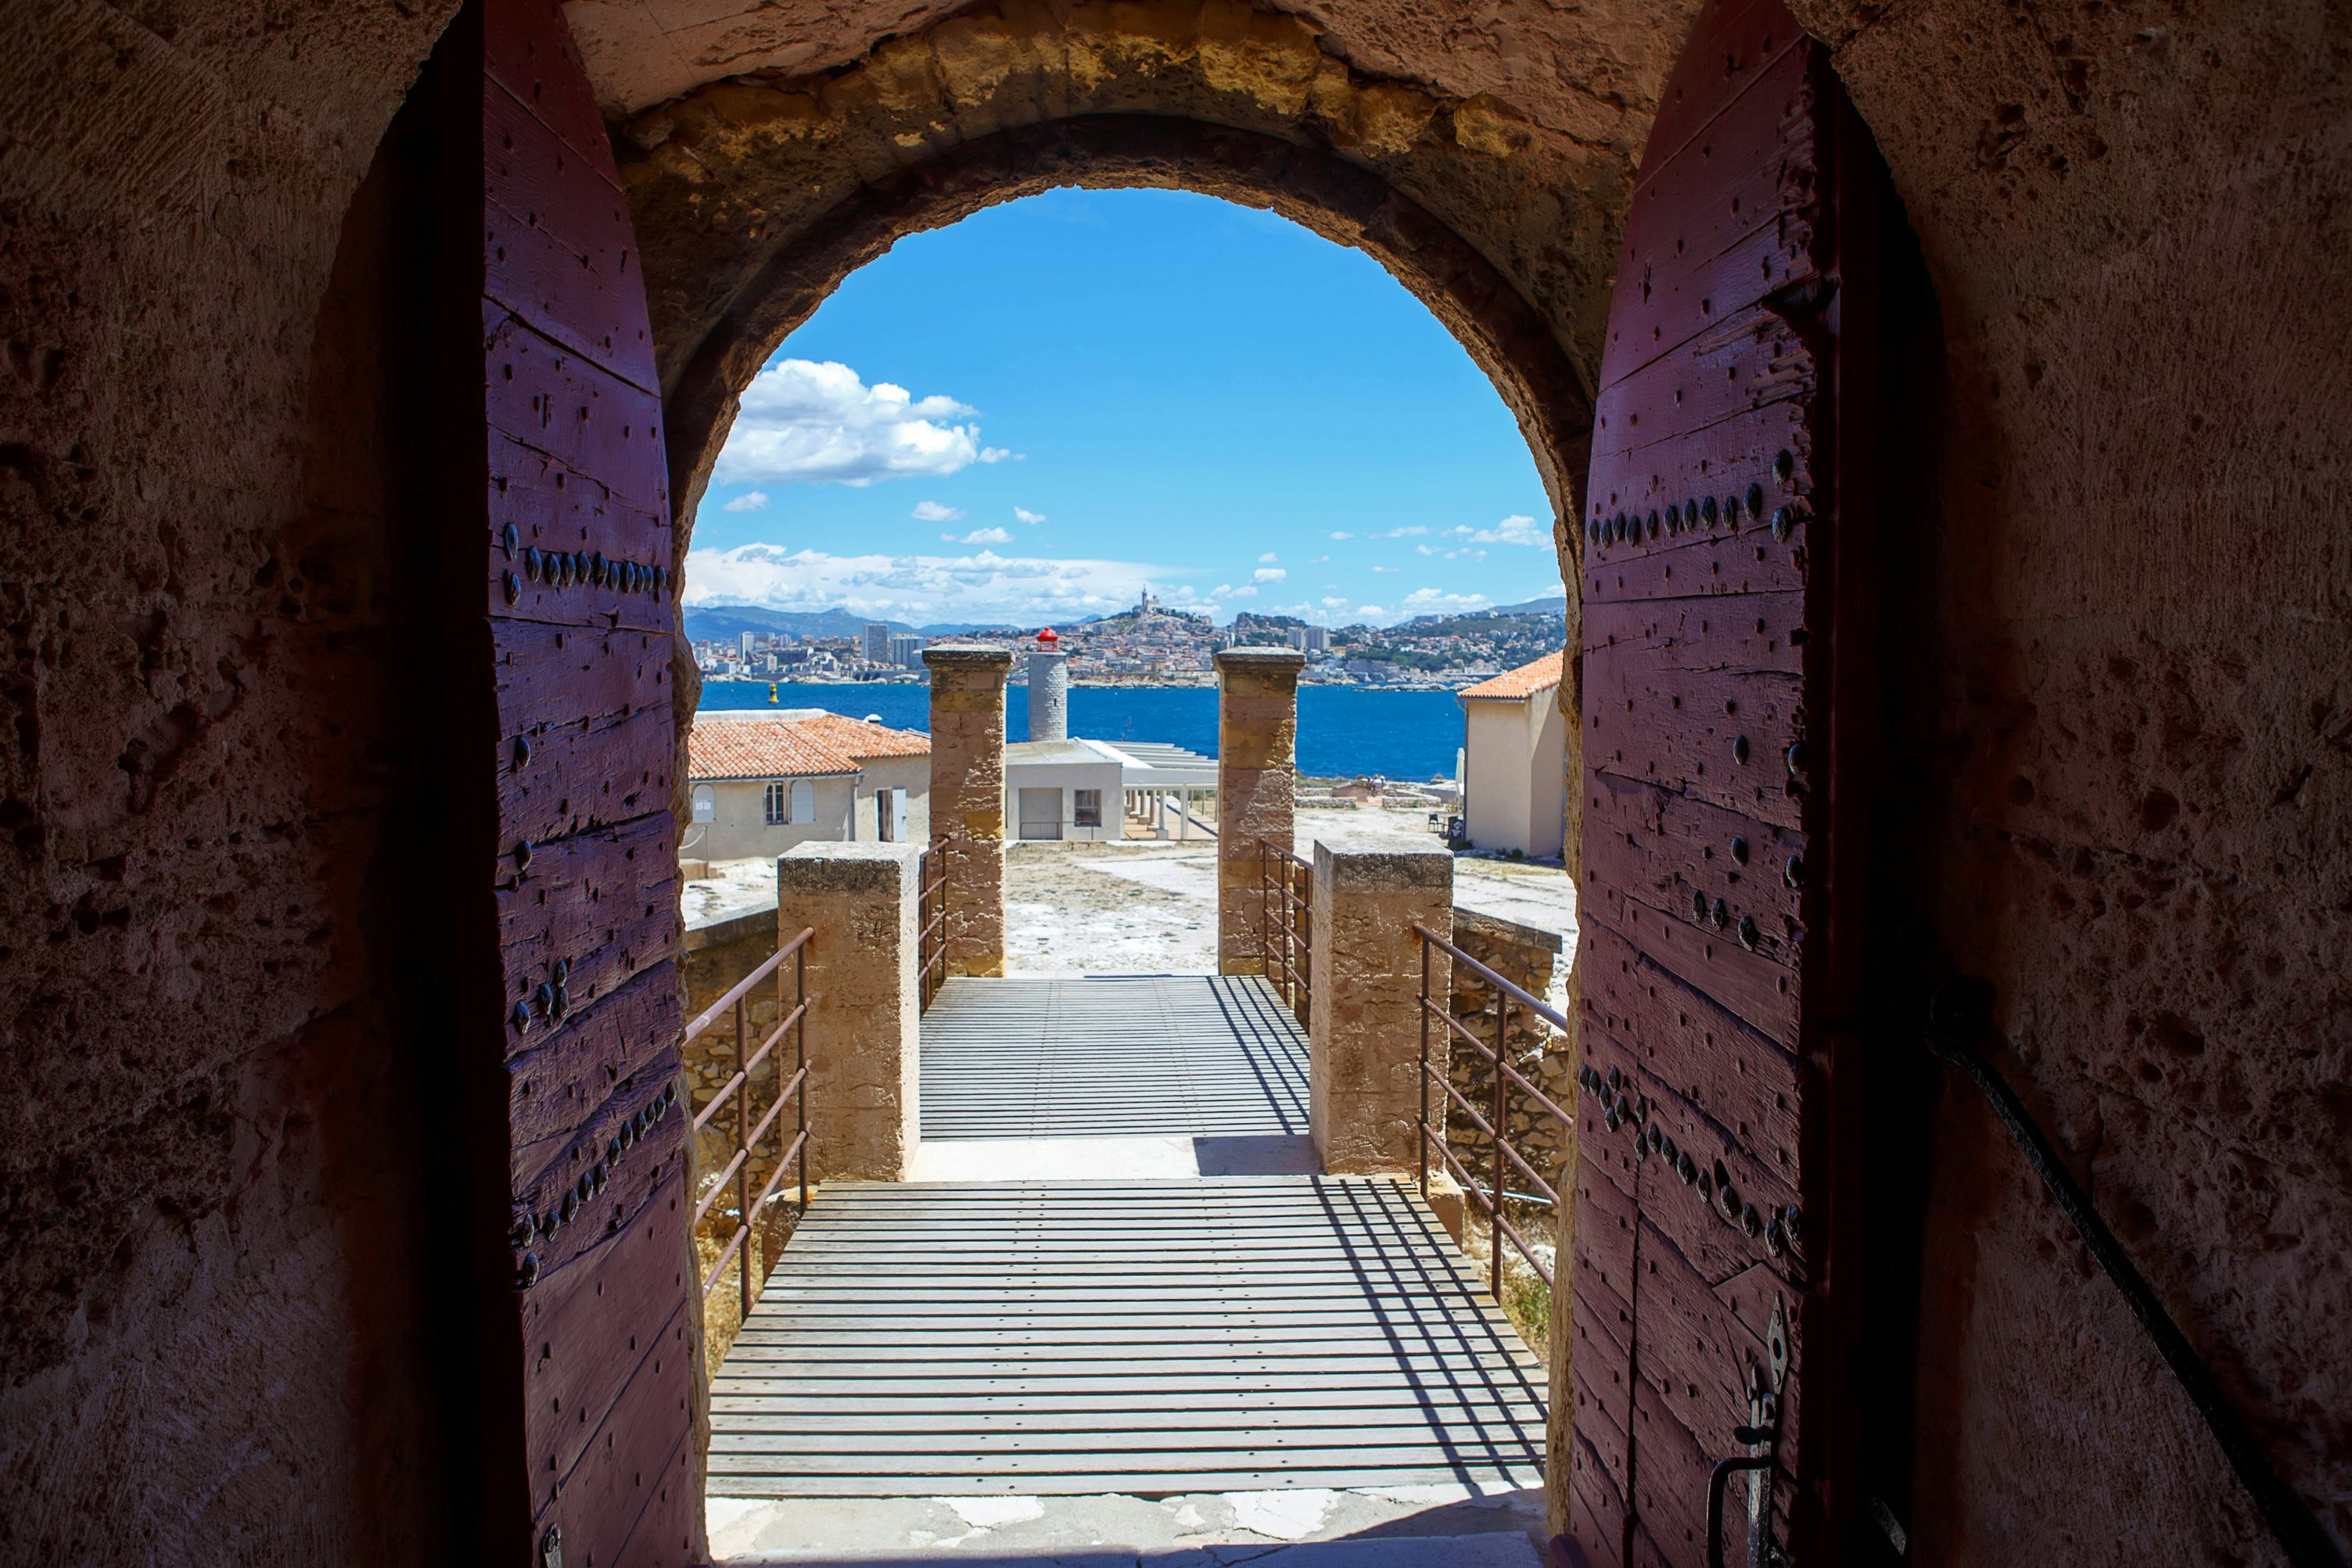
[746,1535,1543,1566]
[709,1485,1548,1565]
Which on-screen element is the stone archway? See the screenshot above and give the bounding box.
[608,12,1627,1535]
[605,0,1629,888]
[599,0,1653,561]
[647,113,1597,542]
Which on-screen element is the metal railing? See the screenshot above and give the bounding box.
[1412,921,1574,1300]
[917,835,952,1012]
[688,925,813,1317]
[1255,838,1312,1024]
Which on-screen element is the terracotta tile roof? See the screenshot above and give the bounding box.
[797,712,932,760]
[686,712,928,781]
[1456,651,1565,701]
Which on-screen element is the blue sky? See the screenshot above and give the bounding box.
[684,188,1558,629]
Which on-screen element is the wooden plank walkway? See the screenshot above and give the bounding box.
[918,976,1310,1140]
[708,1179,1546,1497]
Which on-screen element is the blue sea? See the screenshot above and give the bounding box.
[697,681,1465,782]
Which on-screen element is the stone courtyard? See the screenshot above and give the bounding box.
[684,804,1575,989]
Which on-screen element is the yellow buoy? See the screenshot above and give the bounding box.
[767,682,779,704]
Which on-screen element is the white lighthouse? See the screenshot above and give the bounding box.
[1027,626,1069,742]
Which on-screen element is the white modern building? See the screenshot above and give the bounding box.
[1456,652,1567,857]
[1003,737,1218,841]
[862,623,892,663]
[684,710,930,861]
[1005,737,1126,842]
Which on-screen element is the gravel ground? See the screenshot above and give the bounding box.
[1009,806,1575,983]
[684,806,1577,985]
[1006,841,1221,974]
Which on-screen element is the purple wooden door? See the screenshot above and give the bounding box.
[1569,1,1877,1563]
[467,3,695,1563]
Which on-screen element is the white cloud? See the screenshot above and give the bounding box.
[1328,530,1355,540]
[982,447,1015,463]
[1312,594,1400,626]
[1210,583,1259,600]
[1371,565,1399,574]
[1014,507,1047,524]
[714,359,1001,487]
[1253,567,1287,583]
[1376,526,1430,538]
[684,541,1167,623]
[1451,513,1549,546]
[1315,554,1330,564]
[1401,587,1492,614]
[1414,544,1437,556]
[722,490,770,513]
[945,526,1014,544]
[1258,551,1280,563]
[912,500,964,522]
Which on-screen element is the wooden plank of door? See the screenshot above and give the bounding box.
[1580,770,1808,943]
[507,960,680,1162]
[483,303,669,511]
[493,705,674,852]
[483,85,662,394]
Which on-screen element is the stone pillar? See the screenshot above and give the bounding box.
[1214,647,1307,974]
[921,643,1011,977]
[1309,845,1453,1175]
[774,843,921,1181]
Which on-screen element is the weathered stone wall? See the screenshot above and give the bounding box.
[1445,909,1574,1204]
[924,644,1011,977]
[681,904,789,1188]
[0,8,470,1561]
[1215,648,1307,974]
[1785,2,2352,1558]
[679,902,806,1401]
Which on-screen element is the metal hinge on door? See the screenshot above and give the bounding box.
[1707,1293,1792,1568]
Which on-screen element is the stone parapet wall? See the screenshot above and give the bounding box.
[776,842,921,1181]
[1444,909,1575,1202]
[681,900,792,1194]
[1309,845,1453,1174]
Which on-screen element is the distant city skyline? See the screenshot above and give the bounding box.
[685,188,1557,631]
[685,573,1566,695]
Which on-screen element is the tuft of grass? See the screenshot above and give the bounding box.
[1456,1204,1556,1367]
[1506,1268,1551,1351]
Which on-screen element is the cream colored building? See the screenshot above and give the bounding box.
[684,710,930,862]
[1457,653,1567,858]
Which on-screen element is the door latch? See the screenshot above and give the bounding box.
[1707,1294,1790,1568]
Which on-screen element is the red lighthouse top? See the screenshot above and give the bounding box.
[1036,627,1058,646]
